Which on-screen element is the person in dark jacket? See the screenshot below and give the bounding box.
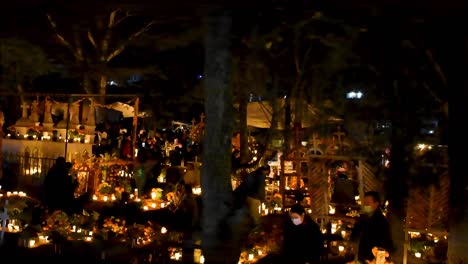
[233,165,270,225]
[351,191,394,262]
[43,157,76,214]
[282,203,324,264]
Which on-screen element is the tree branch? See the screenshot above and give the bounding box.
[46,14,84,61]
[106,20,156,62]
[425,49,447,88]
[111,10,132,28]
[87,31,97,49]
[422,81,443,103]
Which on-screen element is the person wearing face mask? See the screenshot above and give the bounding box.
[282,203,324,264]
[350,191,394,263]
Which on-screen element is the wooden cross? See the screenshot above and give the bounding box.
[20,102,30,119]
[333,126,346,148]
[0,200,9,245]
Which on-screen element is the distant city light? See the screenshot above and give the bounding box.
[346,91,363,99]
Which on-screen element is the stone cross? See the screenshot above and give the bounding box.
[20,103,29,119]
[0,200,9,245]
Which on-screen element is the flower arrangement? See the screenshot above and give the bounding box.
[265,193,282,210]
[42,210,70,243]
[26,127,42,139]
[102,216,127,235]
[240,222,283,263]
[126,222,157,247]
[98,182,114,195]
[0,194,41,230]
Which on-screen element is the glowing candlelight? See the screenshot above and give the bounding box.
[28,240,36,248]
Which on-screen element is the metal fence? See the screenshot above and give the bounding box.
[2,152,56,188]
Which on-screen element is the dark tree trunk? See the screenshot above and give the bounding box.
[385,79,412,264]
[201,10,238,264]
[445,21,468,264]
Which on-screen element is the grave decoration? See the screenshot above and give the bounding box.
[0,191,40,233]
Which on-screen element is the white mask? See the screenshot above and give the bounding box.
[291,218,303,225]
[362,205,374,214]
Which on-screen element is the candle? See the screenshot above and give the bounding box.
[28,239,36,248]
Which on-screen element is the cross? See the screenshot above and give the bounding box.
[191,118,196,127]
[333,126,346,149]
[20,103,30,119]
[199,113,205,123]
[0,200,9,245]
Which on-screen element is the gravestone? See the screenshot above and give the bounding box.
[43,97,54,129]
[29,100,40,123]
[15,102,35,136]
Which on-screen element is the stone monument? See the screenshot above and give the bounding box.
[42,97,54,130]
[15,102,34,136]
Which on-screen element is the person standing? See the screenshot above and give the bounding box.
[43,157,76,214]
[233,165,270,226]
[351,191,394,263]
[183,162,200,187]
[282,203,324,264]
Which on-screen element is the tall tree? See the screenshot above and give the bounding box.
[201,8,238,264]
[46,7,155,101]
[444,17,468,264]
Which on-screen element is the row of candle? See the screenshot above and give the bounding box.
[6,133,91,143]
[0,191,27,197]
